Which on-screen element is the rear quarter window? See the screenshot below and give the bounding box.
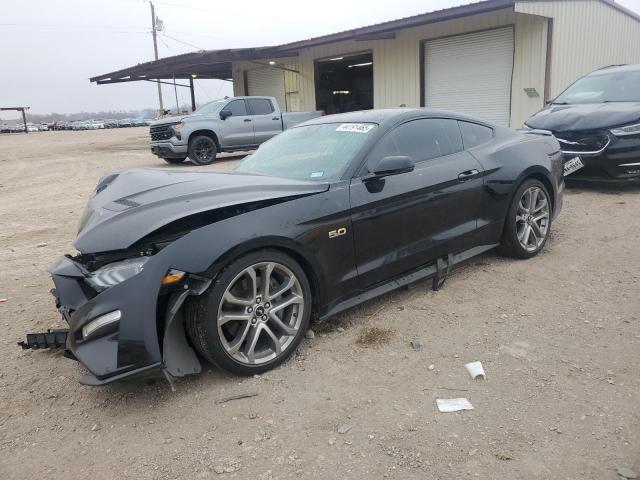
[459,121,493,149]
[367,118,463,168]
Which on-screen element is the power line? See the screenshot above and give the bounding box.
[152,1,335,29]
[0,30,147,35]
[157,34,177,54]
[168,29,255,45]
[160,32,205,51]
[0,22,148,29]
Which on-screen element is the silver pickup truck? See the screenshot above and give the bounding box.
[149,96,323,165]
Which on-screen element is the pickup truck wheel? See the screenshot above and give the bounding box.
[162,157,186,164]
[188,135,218,165]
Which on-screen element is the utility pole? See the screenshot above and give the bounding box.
[150,2,164,115]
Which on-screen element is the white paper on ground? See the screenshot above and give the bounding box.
[436,398,474,412]
[465,361,486,380]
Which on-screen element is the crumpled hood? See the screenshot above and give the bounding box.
[75,168,328,253]
[525,102,640,131]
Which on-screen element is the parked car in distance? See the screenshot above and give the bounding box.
[48,108,564,385]
[149,96,324,165]
[524,64,640,183]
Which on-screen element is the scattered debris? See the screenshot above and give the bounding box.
[410,338,422,352]
[214,392,258,405]
[436,398,474,412]
[494,448,514,460]
[0,298,7,304]
[465,361,486,380]
[337,327,345,332]
[90,424,101,432]
[305,329,315,339]
[356,327,393,347]
[428,364,435,371]
[436,386,469,392]
[617,467,638,479]
[35,242,48,248]
[336,424,352,434]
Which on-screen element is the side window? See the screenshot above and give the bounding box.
[368,118,463,169]
[459,121,493,149]
[247,98,274,115]
[225,100,248,117]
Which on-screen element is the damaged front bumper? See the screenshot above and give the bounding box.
[49,254,208,385]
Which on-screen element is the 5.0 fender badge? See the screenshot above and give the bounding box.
[328,227,347,239]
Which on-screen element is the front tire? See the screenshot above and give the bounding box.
[186,250,312,375]
[188,135,217,165]
[500,179,552,259]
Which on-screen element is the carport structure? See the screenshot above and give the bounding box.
[91,0,640,127]
[89,46,298,112]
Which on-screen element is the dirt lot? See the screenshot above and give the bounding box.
[0,128,639,479]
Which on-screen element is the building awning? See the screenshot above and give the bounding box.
[89,0,520,86]
[89,47,297,84]
[90,0,639,87]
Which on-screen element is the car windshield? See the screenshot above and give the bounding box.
[194,99,226,115]
[553,70,640,104]
[234,122,377,181]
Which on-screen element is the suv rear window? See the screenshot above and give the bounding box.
[248,98,274,115]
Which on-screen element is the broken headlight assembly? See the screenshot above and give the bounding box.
[86,257,149,291]
[611,122,640,137]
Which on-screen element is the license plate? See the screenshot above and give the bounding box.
[564,156,584,176]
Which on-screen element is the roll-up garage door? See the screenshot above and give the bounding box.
[246,67,287,111]
[424,27,514,126]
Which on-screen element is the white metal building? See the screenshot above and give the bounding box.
[231,0,640,127]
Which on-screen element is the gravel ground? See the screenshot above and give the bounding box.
[0,128,639,479]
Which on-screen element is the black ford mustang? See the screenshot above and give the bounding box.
[525,64,640,183]
[44,109,564,385]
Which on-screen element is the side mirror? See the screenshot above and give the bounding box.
[220,110,232,120]
[373,156,414,177]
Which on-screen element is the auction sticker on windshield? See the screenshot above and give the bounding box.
[336,123,375,134]
[564,156,584,176]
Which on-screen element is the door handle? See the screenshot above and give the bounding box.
[458,169,479,181]
[272,117,280,121]
[243,118,252,122]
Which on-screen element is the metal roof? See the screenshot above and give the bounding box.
[91,0,518,84]
[91,0,640,85]
[90,47,296,84]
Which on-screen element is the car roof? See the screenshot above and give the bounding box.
[589,64,640,75]
[301,108,495,127]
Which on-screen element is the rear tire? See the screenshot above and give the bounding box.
[186,249,312,375]
[162,157,186,164]
[188,135,217,165]
[499,179,552,259]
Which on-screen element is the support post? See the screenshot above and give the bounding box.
[189,77,196,112]
[21,108,27,133]
[150,2,164,114]
[173,74,179,113]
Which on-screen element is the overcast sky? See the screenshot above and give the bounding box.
[1,0,639,118]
